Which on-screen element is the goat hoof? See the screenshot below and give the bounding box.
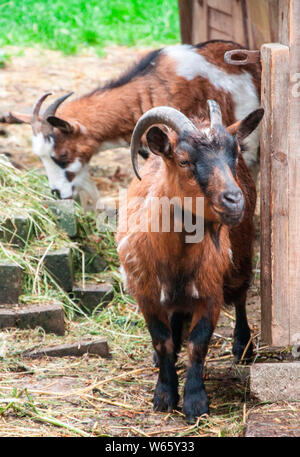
[232,340,253,364]
[183,391,209,423]
[153,382,179,412]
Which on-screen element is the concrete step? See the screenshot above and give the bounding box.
[43,248,74,292]
[23,338,110,359]
[0,303,65,335]
[250,361,300,402]
[0,215,32,248]
[82,245,106,274]
[72,283,113,313]
[0,262,22,304]
[44,199,77,237]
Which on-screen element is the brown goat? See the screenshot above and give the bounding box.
[1,40,261,200]
[116,102,263,422]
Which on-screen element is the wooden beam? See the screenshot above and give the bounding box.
[178,0,194,44]
[260,0,300,346]
[192,0,208,43]
[285,0,300,345]
[260,43,290,346]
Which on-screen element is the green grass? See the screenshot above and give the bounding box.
[0,0,180,54]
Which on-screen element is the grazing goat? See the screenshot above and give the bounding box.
[1,40,260,200]
[116,102,263,422]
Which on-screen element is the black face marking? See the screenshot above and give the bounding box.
[178,127,239,194]
[206,222,222,251]
[51,156,68,169]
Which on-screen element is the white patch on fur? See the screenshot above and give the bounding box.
[186,281,199,299]
[163,45,260,165]
[99,138,129,151]
[66,158,83,173]
[117,235,130,253]
[160,285,168,304]
[32,133,98,200]
[201,127,213,140]
[228,248,234,264]
[32,132,55,158]
[119,265,128,290]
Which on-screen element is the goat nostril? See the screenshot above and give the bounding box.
[221,190,243,207]
[51,189,61,199]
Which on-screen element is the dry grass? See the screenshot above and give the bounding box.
[0,310,252,437]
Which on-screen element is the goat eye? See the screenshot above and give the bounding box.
[179,160,189,167]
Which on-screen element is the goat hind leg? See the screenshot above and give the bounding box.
[232,290,253,363]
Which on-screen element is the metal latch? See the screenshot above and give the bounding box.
[224,49,261,65]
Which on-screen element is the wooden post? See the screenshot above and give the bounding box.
[260,0,300,346]
[178,0,194,44]
[260,43,289,345]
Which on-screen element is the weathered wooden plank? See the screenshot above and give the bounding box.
[208,27,232,41]
[260,43,290,345]
[209,7,232,32]
[286,0,300,345]
[192,0,208,43]
[208,0,232,15]
[178,0,194,44]
[232,0,248,45]
[246,0,279,48]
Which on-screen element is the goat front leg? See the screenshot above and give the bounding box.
[153,311,185,367]
[145,312,179,412]
[183,303,220,423]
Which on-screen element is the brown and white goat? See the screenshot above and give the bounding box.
[1,40,261,200]
[116,102,263,423]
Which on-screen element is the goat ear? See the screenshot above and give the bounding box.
[46,116,74,134]
[227,108,264,142]
[146,126,172,157]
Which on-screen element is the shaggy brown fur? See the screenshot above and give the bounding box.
[116,106,263,423]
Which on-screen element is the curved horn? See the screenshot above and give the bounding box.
[43,92,73,119]
[31,92,52,135]
[41,91,74,136]
[207,99,222,129]
[130,106,198,180]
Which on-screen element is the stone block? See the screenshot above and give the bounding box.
[250,362,300,402]
[72,283,113,312]
[0,304,65,335]
[43,248,73,291]
[45,199,77,237]
[23,338,110,358]
[0,216,32,248]
[0,262,22,304]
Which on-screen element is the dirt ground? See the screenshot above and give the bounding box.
[0,45,298,437]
